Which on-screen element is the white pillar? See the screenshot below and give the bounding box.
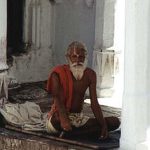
[0,0,8,107]
[110,0,125,101]
[120,0,150,149]
[94,0,104,49]
[94,0,125,99]
[24,0,53,49]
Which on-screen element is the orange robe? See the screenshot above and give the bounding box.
[47,65,73,116]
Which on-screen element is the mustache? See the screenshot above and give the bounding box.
[70,62,84,67]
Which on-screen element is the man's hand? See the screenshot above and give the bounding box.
[99,121,109,140]
[60,117,72,131]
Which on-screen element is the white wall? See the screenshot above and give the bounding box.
[8,48,53,83]
[53,0,96,67]
[8,0,54,83]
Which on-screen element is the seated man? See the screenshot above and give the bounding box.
[46,41,120,139]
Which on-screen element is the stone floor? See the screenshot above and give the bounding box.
[0,81,121,150]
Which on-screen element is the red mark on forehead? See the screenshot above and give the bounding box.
[71,48,85,56]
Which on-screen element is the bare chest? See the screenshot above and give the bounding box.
[72,76,89,95]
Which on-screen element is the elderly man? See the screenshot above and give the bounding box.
[46,41,120,139]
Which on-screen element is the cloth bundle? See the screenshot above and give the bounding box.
[0,101,47,131]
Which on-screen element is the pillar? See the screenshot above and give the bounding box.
[120,0,150,149]
[0,0,8,107]
[94,0,125,99]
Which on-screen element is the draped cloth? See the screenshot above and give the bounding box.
[47,65,73,116]
[0,101,47,131]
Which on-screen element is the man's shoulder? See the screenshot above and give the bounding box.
[84,68,96,83]
[85,67,96,74]
[85,67,96,79]
[51,64,69,72]
[49,65,67,77]
[50,64,72,80]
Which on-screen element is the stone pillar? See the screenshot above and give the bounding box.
[23,0,53,49]
[94,0,125,98]
[120,0,150,149]
[94,0,104,49]
[0,0,8,107]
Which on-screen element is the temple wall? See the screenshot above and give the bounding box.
[7,0,119,84]
[8,0,54,83]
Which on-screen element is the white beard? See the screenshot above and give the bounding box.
[69,59,87,80]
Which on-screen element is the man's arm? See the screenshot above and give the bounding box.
[88,70,108,139]
[50,72,72,131]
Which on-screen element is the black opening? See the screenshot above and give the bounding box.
[7,0,25,58]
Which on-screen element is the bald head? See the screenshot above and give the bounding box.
[66,41,87,56]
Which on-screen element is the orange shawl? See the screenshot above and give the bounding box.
[47,65,73,114]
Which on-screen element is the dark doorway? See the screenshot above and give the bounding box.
[7,0,25,57]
